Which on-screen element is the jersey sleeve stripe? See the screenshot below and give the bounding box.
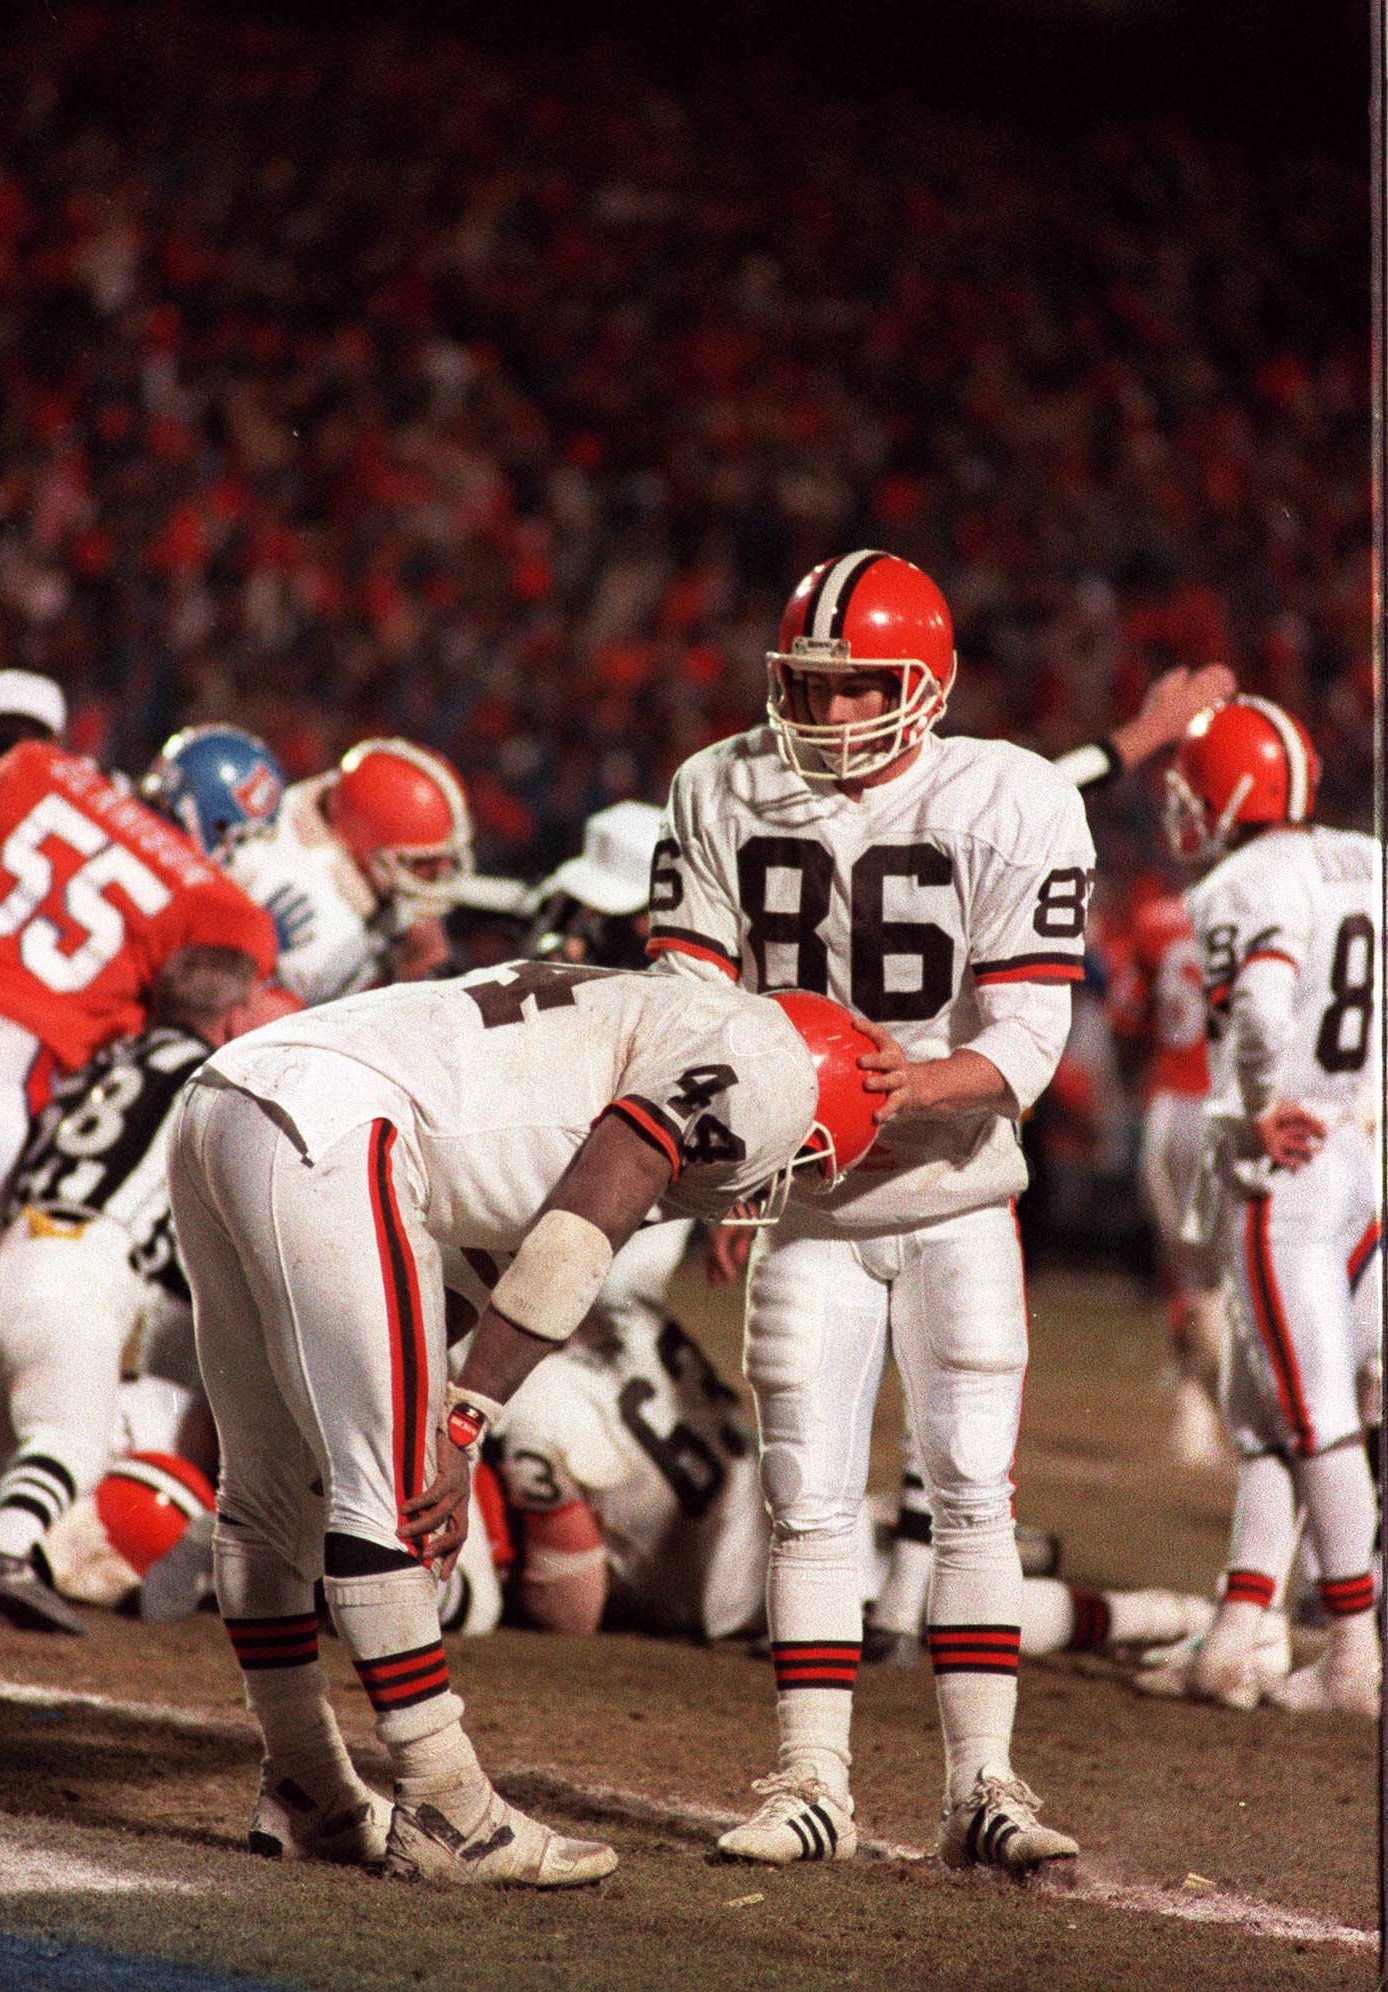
[1236,947,1299,975]
[973,952,1085,985]
[646,929,741,977]
[602,1097,683,1180]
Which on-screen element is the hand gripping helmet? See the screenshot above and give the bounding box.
[1163,695,1320,865]
[766,550,956,783]
[731,989,881,1225]
[141,724,285,862]
[325,737,476,913]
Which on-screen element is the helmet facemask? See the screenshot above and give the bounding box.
[721,1120,848,1229]
[766,639,954,783]
[1162,766,1254,867]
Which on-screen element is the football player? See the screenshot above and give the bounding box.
[148,734,482,1006]
[648,549,1093,1875]
[1151,696,1380,1716]
[0,726,290,1634]
[0,706,278,1200]
[489,1288,1214,1663]
[1109,886,1228,1469]
[166,962,880,1888]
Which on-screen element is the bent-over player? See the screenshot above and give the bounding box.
[167,962,879,1888]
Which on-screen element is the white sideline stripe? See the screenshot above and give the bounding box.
[0,1844,194,1897]
[1,1679,1372,1953]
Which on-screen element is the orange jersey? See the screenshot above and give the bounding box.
[1111,893,1208,1098]
[0,741,277,1070]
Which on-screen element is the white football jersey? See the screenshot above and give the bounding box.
[494,1315,768,1639]
[231,775,388,1007]
[1186,826,1380,1117]
[197,961,819,1251]
[648,725,1094,1229]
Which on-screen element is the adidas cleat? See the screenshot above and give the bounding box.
[0,1550,86,1635]
[938,1774,1078,1875]
[716,1772,856,1865]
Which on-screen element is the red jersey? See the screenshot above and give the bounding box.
[1110,892,1209,1098]
[0,742,277,1070]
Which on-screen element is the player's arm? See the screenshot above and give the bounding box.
[1226,942,1324,1169]
[399,1114,673,1565]
[514,1504,609,1635]
[645,779,743,983]
[856,1032,1014,1124]
[1053,663,1236,791]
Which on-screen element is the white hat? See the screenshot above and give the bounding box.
[541,801,664,916]
[0,670,66,737]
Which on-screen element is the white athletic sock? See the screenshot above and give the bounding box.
[325,1566,487,1826]
[1226,1452,1297,1587]
[214,1530,350,1781]
[1293,1442,1378,1589]
[927,1510,1021,1807]
[767,1527,861,1796]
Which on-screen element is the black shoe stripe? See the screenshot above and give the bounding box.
[965,1807,988,1864]
[992,1823,1020,1865]
[809,1803,838,1855]
[800,1810,826,1859]
[787,1814,815,1860]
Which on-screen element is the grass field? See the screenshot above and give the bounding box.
[0,1265,1377,1992]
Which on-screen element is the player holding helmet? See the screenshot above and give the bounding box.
[166,961,878,1889]
[1152,696,1380,1715]
[650,549,1093,1875]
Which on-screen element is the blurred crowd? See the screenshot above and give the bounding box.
[0,6,1372,898]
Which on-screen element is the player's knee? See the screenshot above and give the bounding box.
[760,1445,858,1533]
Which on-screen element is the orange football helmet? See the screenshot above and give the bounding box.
[767,550,956,782]
[93,1451,215,1578]
[729,989,880,1224]
[325,738,476,912]
[1164,696,1320,864]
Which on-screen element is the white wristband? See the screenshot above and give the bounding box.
[489,1208,614,1343]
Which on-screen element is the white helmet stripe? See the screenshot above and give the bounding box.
[1242,695,1310,819]
[804,550,887,641]
[107,1458,209,1520]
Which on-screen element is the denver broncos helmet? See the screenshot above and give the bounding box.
[767,550,956,782]
[142,724,285,862]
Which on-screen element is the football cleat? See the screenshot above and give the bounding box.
[1266,1620,1380,1718]
[0,1550,87,1635]
[1135,1607,1291,1707]
[937,1774,1078,1874]
[716,1772,857,1865]
[248,1767,392,1864]
[384,1786,617,1888]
